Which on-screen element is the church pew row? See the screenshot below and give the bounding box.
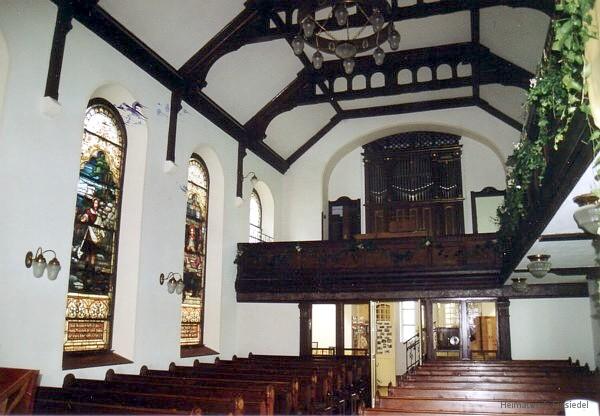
[33,355,368,415]
[35,385,251,415]
[369,360,599,415]
[388,386,600,402]
[212,356,363,414]
[62,374,275,415]
[376,396,564,414]
[108,370,295,414]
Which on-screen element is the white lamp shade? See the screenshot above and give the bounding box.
[175,279,185,295]
[32,257,46,278]
[167,277,177,294]
[527,255,551,278]
[46,259,61,281]
[573,204,600,234]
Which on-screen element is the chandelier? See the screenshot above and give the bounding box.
[291,0,401,74]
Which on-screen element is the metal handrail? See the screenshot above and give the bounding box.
[404,333,422,373]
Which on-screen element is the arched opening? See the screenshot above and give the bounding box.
[252,181,275,242]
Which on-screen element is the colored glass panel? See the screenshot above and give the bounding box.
[64,101,126,353]
[181,156,209,347]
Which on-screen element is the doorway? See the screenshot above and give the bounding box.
[429,299,498,360]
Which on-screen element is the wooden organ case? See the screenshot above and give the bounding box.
[364,132,464,236]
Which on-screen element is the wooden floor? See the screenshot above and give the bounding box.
[365,360,600,416]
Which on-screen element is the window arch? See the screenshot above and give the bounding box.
[249,189,263,243]
[181,155,209,348]
[64,98,126,353]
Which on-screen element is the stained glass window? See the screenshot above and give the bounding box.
[249,190,263,243]
[64,99,126,353]
[181,155,209,347]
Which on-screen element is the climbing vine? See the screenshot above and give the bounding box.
[497,0,599,248]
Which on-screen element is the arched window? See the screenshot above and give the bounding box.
[249,190,263,243]
[64,99,126,354]
[181,155,209,349]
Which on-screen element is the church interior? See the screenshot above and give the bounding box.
[2,0,600,414]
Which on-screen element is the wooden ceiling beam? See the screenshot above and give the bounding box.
[55,0,289,173]
[251,0,554,44]
[244,42,530,152]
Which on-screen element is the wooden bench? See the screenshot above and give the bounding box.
[36,384,262,415]
[135,366,300,414]
[63,374,274,415]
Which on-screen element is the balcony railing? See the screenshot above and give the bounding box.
[236,234,501,301]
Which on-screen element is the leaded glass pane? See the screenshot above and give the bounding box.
[181,156,209,347]
[64,101,126,353]
[249,190,263,243]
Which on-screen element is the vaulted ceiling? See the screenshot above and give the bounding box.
[62,0,552,173]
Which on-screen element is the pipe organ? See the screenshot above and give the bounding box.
[364,132,464,236]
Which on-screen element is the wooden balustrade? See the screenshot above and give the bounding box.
[236,234,501,301]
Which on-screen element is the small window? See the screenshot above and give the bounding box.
[181,155,209,348]
[249,190,263,243]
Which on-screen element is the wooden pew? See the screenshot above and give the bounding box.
[395,380,600,393]
[388,386,600,402]
[63,374,274,415]
[164,362,327,413]
[36,384,262,415]
[376,396,564,415]
[116,370,296,414]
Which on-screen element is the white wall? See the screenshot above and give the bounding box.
[0,0,285,385]
[510,298,596,367]
[235,303,299,356]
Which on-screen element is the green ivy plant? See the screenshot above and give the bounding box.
[497,0,599,249]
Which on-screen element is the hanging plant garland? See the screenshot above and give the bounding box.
[497,0,599,248]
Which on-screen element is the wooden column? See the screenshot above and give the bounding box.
[335,302,344,357]
[424,299,434,361]
[166,88,183,162]
[496,297,512,360]
[299,302,312,357]
[236,143,247,198]
[459,300,469,360]
[44,1,74,100]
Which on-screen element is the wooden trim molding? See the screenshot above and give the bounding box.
[496,297,512,360]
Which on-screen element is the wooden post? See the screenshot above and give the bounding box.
[299,302,312,357]
[44,1,74,100]
[496,297,512,360]
[236,143,247,199]
[424,299,434,361]
[335,302,344,356]
[166,88,183,163]
[459,300,469,360]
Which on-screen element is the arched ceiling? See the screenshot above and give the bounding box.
[67,0,552,173]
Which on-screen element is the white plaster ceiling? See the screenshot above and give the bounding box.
[98,0,244,69]
[93,2,550,160]
[481,6,550,73]
[265,103,338,159]
[480,85,528,123]
[204,40,304,124]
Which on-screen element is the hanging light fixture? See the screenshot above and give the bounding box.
[511,277,528,293]
[294,0,399,74]
[527,254,551,278]
[573,194,600,235]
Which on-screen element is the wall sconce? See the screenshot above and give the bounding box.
[511,277,528,293]
[159,272,185,294]
[235,171,259,207]
[527,254,551,278]
[25,247,61,280]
